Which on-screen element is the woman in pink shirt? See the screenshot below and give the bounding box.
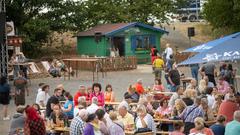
[217,77,230,94]
[156,99,172,117]
[153,78,164,91]
[90,83,104,107]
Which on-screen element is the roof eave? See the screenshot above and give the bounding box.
[105,22,169,37]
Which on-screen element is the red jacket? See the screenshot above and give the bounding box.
[73,91,87,107]
[218,100,239,123]
[135,83,144,95]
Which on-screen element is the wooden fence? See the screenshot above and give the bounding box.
[101,56,137,71]
[63,56,137,72]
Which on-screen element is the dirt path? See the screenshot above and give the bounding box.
[161,22,202,52]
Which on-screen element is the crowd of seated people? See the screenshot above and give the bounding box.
[5,73,240,135]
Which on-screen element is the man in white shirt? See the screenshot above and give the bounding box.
[36,85,50,107]
[86,97,99,114]
[37,83,45,94]
[164,43,173,60]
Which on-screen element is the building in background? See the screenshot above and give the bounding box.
[76,22,168,63]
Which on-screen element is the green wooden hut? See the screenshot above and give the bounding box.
[77,22,168,63]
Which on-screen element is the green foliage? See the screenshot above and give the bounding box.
[6,0,80,58]
[203,0,240,33]
[6,0,184,58]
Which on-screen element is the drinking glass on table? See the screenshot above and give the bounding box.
[125,124,134,131]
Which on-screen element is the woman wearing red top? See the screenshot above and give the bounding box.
[218,95,239,123]
[150,46,158,64]
[24,106,46,135]
[90,83,104,107]
[135,79,145,95]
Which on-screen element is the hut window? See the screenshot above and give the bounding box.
[135,36,150,50]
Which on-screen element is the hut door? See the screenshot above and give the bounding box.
[113,37,125,56]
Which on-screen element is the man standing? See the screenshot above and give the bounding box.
[200,63,217,86]
[13,71,28,106]
[153,55,165,79]
[190,63,199,82]
[164,43,173,62]
[225,110,240,135]
[168,64,180,92]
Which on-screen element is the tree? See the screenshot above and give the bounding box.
[6,0,186,58]
[6,0,83,58]
[83,0,183,26]
[203,0,240,33]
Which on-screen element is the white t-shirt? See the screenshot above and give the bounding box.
[135,114,156,133]
[136,115,148,128]
[207,94,215,108]
[86,103,99,114]
[37,88,42,94]
[36,91,50,106]
[164,47,173,59]
[110,50,116,57]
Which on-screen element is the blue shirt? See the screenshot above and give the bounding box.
[0,83,10,93]
[225,120,240,135]
[210,124,225,135]
[179,105,204,123]
[64,100,74,118]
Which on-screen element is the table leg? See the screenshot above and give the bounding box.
[183,82,186,90]
[76,61,78,78]
[68,61,70,80]
[64,68,65,81]
[97,62,99,81]
[101,59,104,78]
[93,62,95,82]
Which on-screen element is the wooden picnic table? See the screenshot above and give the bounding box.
[154,118,216,127]
[62,58,101,81]
[150,91,175,95]
[105,102,138,106]
[46,126,70,132]
[125,130,169,135]
[154,118,183,124]
[105,102,121,105]
[125,131,153,135]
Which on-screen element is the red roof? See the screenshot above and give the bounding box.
[77,23,130,37]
